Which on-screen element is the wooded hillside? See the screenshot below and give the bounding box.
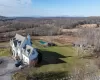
[0,16,100,41]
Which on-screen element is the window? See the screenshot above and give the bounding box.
[32,50,35,54]
[23,45,26,49]
[13,50,15,56]
[27,49,30,53]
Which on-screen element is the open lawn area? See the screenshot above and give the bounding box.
[13,40,88,80]
[0,40,91,80]
[0,42,10,57]
[32,40,86,72]
[0,48,10,56]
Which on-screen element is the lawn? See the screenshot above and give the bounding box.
[0,48,10,56]
[0,42,10,57]
[13,40,85,80]
[0,41,87,80]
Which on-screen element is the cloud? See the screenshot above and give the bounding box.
[0,0,39,16]
[0,0,58,17]
[0,0,32,6]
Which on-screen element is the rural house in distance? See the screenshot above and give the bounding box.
[10,34,38,66]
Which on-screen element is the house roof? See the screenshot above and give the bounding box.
[22,45,38,60]
[26,45,33,54]
[14,34,26,47]
[15,34,25,42]
[29,48,38,60]
[22,45,33,56]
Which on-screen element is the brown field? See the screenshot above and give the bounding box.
[32,35,77,45]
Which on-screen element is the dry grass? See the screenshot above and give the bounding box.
[32,35,77,45]
[0,48,10,56]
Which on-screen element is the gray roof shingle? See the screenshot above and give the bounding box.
[14,34,26,47]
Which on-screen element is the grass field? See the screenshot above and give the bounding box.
[32,40,84,71]
[0,48,10,56]
[0,42,10,57]
[13,40,86,80]
[0,40,89,80]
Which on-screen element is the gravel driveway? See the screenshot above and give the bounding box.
[0,57,19,80]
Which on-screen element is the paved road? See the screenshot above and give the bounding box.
[0,57,19,80]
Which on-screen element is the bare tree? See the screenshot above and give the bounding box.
[75,28,100,57]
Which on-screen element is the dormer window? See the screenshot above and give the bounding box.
[18,41,21,45]
[14,40,17,47]
[27,49,30,53]
[32,50,35,54]
[13,38,16,41]
[23,45,26,49]
[27,49,31,55]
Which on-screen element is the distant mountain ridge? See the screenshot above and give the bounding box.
[0,15,100,22]
[0,16,15,21]
[0,16,7,19]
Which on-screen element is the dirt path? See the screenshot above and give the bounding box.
[0,57,19,80]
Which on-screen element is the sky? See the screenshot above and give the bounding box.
[0,0,100,17]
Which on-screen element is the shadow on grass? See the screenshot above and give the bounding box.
[27,71,69,80]
[37,49,72,66]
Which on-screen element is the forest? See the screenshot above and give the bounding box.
[0,16,100,41]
